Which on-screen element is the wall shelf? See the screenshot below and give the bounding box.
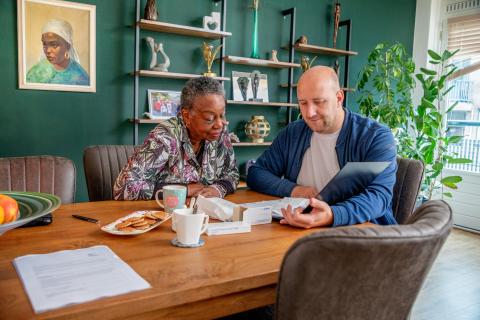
[135,70,230,81]
[233,142,272,146]
[130,118,165,124]
[279,83,355,92]
[138,19,232,39]
[293,43,358,56]
[227,100,298,107]
[222,56,301,68]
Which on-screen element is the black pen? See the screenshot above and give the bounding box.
[72,214,100,224]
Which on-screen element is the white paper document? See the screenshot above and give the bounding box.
[13,245,151,314]
[241,197,310,219]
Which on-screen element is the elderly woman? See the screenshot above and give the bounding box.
[114,77,239,200]
[26,19,89,85]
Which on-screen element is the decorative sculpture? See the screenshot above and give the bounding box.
[300,55,317,72]
[146,37,170,72]
[229,132,240,143]
[202,42,222,77]
[333,60,340,75]
[144,0,158,21]
[203,12,221,31]
[295,35,308,45]
[237,77,250,101]
[333,1,341,48]
[249,70,262,102]
[270,49,279,62]
[250,0,260,59]
[245,115,270,143]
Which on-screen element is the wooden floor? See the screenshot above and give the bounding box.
[411,228,480,320]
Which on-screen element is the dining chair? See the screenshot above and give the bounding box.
[83,145,136,201]
[392,157,424,224]
[275,200,452,320]
[0,155,76,203]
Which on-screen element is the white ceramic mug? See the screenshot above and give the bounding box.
[155,185,187,214]
[173,208,209,246]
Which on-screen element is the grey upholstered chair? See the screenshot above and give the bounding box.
[275,200,452,320]
[393,157,424,224]
[0,155,76,203]
[83,145,136,201]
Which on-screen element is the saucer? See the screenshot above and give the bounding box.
[170,238,205,248]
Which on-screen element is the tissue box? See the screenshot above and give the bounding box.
[233,205,272,225]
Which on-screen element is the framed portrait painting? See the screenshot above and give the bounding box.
[17,0,96,92]
[147,90,181,120]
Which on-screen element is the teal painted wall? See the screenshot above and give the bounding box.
[0,0,416,202]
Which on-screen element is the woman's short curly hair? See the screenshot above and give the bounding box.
[180,77,225,110]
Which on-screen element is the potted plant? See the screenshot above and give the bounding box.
[357,43,472,199]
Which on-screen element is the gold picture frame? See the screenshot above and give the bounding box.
[17,0,96,92]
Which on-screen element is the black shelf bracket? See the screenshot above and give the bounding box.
[282,7,296,124]
[339,19,352,107]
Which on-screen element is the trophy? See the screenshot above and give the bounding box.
[202,42,222,77]
[237,77,250,101]
[249,70,263,102]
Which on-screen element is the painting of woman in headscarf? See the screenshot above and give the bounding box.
[18,0,96,92]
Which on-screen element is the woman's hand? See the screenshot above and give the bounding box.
[187,183,205,197]
[197,186,221,198]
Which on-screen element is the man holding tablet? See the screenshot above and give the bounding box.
[246,66,397,228]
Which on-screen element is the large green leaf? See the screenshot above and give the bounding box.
[447,158,472,164]
[428,50,442,60]
[441,176,462,184]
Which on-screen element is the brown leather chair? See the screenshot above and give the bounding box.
[393,157,424,224]
[0,155,76,203]
[275,200,452,320]
[83,145,136,201]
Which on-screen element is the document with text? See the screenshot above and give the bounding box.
[13,245,151,313]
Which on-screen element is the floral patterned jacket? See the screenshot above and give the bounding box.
[113,115,239,200]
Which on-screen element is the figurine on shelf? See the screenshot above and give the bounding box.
[229,132,240,143]
[300,55,317,72]
[270,49,279,62]
[333,60,340,75]
[237,76,250,101]
[202,42,222,77]
[203,12,221,32]
[295,35,308,45]
[249,70,263,102]
[144,0,158,21]
[333,0,341,48]
[146,37,170,72]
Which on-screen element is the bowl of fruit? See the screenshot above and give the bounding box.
[0,191,61,235]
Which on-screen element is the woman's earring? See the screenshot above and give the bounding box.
[64,51,70,59]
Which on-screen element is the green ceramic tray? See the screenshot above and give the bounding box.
[0,191,61,235]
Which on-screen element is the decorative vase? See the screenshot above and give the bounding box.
[245,116,270,143]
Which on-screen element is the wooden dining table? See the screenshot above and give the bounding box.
[0,189,367,319]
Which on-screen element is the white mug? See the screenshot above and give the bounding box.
[173,208,209,246]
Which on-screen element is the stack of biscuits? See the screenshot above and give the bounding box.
[115,211,168,232]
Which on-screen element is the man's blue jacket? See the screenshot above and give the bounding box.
[246,109,398,226]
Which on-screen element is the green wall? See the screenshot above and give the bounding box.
[0,0,416,202]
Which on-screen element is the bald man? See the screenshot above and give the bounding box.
[246,66,397,228]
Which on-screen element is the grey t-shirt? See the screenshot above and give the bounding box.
[297,131,340,192]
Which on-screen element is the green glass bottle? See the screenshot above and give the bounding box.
[250,0,260,59]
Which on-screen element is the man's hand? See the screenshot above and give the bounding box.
[280,198,334,228]
[187,183,205,197]
[291,185,318,199]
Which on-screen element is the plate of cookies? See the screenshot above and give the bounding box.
[101,210,171,235]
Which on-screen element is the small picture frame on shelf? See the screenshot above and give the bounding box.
[147,89,181,119]
[232,71,269,102]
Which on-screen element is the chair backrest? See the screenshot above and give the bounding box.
[275,200,452,320]
[0,156,76,203]
[83,145,136,201]
[392,157,424,224]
